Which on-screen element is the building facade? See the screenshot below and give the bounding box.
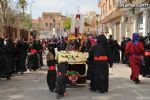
[98,0,150,42]
[84,11,100,35]
[32,12,65,38]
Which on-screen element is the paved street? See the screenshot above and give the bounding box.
[1,0,150,100]
[0,64,150,100]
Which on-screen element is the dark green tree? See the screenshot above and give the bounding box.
[64,18,71,30]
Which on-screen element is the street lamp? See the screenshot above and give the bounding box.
[30,1,34,24]
[97,17,100,35]
[58,17,61,36]
[30,1,35,39]
[53,19,56,37]
[58,23,60,36]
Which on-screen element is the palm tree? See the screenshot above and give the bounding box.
[0,0,17,37]
[127,0,132,3]
[18,0,28,16]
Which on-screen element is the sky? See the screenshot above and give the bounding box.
[25,0,100,19]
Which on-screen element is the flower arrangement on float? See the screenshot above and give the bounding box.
[55,51,87,63]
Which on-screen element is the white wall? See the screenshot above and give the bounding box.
[143,9,148,36]
[148,10,150,33]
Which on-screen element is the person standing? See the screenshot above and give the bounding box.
[87,34,113,93]
[113,40,121,63]
[55,62,69,99]
[85,39,92,80]
[125,33,144,84]
[15,40,27,74]
[0,37,10,80]
[142,32,150,77]
[34,40,43,67]
[47,40,56,57]
[108,35,114,62]
[28,40,39,71]
[22,39,29,70]
[121,37,127,63]
[85,39,92,52]
[6,39,16,74]
[124,37,132,65]
[46,51,57,92]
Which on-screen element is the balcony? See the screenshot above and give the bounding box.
[99,0,146,23]
[100,1,118,21]
[100,0,130,23]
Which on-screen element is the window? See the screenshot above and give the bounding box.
[107,0,110,11]
[104,5,106,13]
[138,13,143,29]
[44,16,48,19]
[50,16,53,19]
[49,23,53,29]
[102,5,104,14]
[148,10,150,33]
[109,0,111,8]
[105,3,106,12]
[106,0,108,12]
[113,0,115,5]
[45,23,48,27]
[101,6,103,15]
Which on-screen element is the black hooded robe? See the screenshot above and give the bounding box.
[47,59,57,92]
[5,39,16,74]
[55,62,68,97]
[0,38,10,79]
[15,42,27,73]
[142,34,150,77]
[88,42,113,93]
[28,48,39,71]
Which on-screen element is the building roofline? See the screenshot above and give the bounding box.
[42,12,62,17]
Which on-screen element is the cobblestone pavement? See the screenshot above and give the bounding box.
[0,64,150,100]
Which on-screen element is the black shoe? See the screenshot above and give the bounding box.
[33,69,36,71]
[89,88,96,92]
[99,90,108,93]
[145,74,150,78]
[7,77,11,80]
[50,89,54,92]
[99,91,105,93]
[135,79,140,84]
[56,94,64,99]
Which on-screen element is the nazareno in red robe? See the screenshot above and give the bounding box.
[125,41,144,81]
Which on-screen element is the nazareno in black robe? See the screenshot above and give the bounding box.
[88,42,113,93]
[141,33,150,77]
[55,62,68,96]
[15,42,27,73]
[0,38,10,79]
[47,59,57,92]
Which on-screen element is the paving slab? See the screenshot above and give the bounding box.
[0,64,150,100]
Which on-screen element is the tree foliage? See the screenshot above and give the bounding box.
[0,0,18,27]
[64,18,71,30]
[17,14,32,30]
[18,0,28,15]
[0,0,31,36]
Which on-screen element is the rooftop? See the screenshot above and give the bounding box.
[42,12,61,17]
